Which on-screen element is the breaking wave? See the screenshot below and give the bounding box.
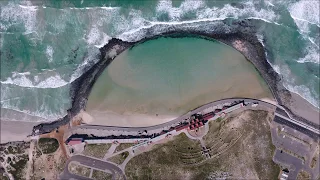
[1,73,68,88]
[1,0,319,121]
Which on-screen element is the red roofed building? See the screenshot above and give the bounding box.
[203,114,214,120]
[68,140,82,146]
[175,124,189,131]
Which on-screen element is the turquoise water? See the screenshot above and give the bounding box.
[86,37,272,125]
[0,0,319,121]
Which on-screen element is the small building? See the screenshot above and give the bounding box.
[68,140,83,146]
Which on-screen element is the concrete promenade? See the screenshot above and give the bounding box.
[66,98,319,141]
[61,98,319,180]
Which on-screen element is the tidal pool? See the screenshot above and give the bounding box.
[86,37,273,126]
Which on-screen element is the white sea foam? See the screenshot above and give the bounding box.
[70,47,100,82]
[18,5,38,10]
[156,0,205,21]
[1,2,37,33]
[274,64,319,108]
[118,0,278,42]
[1,73,68,88]
[0,104,65,121]
[288,1,320,33]
[256,33,319,108]
[297,45,319,64]
[68,6,119,10]
[85,26,112,48]
[266,1,275,7]
[95,33,112,48]
[46,45,54,63]
[197,1,277,22]
[283,82,319,109]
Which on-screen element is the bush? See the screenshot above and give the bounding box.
[38,138,59,154]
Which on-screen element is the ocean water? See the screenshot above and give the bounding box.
[86,37,272,126]
[0,0,319,122]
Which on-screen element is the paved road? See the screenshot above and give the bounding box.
[273,149,303,180]
[61,98,319,179]
[275,112,320,134]
[66,98,318,140]
[60,155,125,180]
[274,115,319,140]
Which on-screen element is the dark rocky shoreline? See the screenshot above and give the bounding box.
[31,19,319,136]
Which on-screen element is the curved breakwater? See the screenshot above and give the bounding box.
[32,21,319,135]
[85,37,273,127]
[1,0,319,123]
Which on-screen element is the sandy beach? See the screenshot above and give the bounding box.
[0,108,46,143]
[289,93,320,125]
[85,37,274,127]
[0,120,39,144]
[82,110,177,127]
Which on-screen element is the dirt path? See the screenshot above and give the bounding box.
[25,140,35,180]
[40,125,69,159]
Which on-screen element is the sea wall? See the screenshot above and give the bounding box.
[31,19,318,136]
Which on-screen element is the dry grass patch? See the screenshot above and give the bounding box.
[108,151,129,165]
[30,141,67,180]
[311,145,319,169]
[125,110,279,180]
[38,138,59,154]
[125,133,204,180]
[68,162,91,177]
[92,169,113,180]
[82,144,111,158]
[297,170,311,180]
[115,143,134,152]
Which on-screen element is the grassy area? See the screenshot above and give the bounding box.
[56,155,67,175]
[125,110,280,180]
[311,146,319,169]
[125,133,204,180]
[92,169,113,180]
[82,144,111,158]
[68,162,91,177]
[108,151,129,165]
[38,138,59,154]
[5,145,25,155]
[297,170,311,180]
[115,143,134,152]
[216,117,223,123]
[0,167,9,180]
[8,154,29,180]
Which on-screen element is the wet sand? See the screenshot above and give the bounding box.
[0,120,38,143]
[0,108,47,143]
[32,21,320,135]
[289,93,319,125]
[86,38,274,127]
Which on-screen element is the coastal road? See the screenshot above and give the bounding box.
[67,98,275,135]
[60,155,125,180]
[66,98,319,140]
[274,111,320,135]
